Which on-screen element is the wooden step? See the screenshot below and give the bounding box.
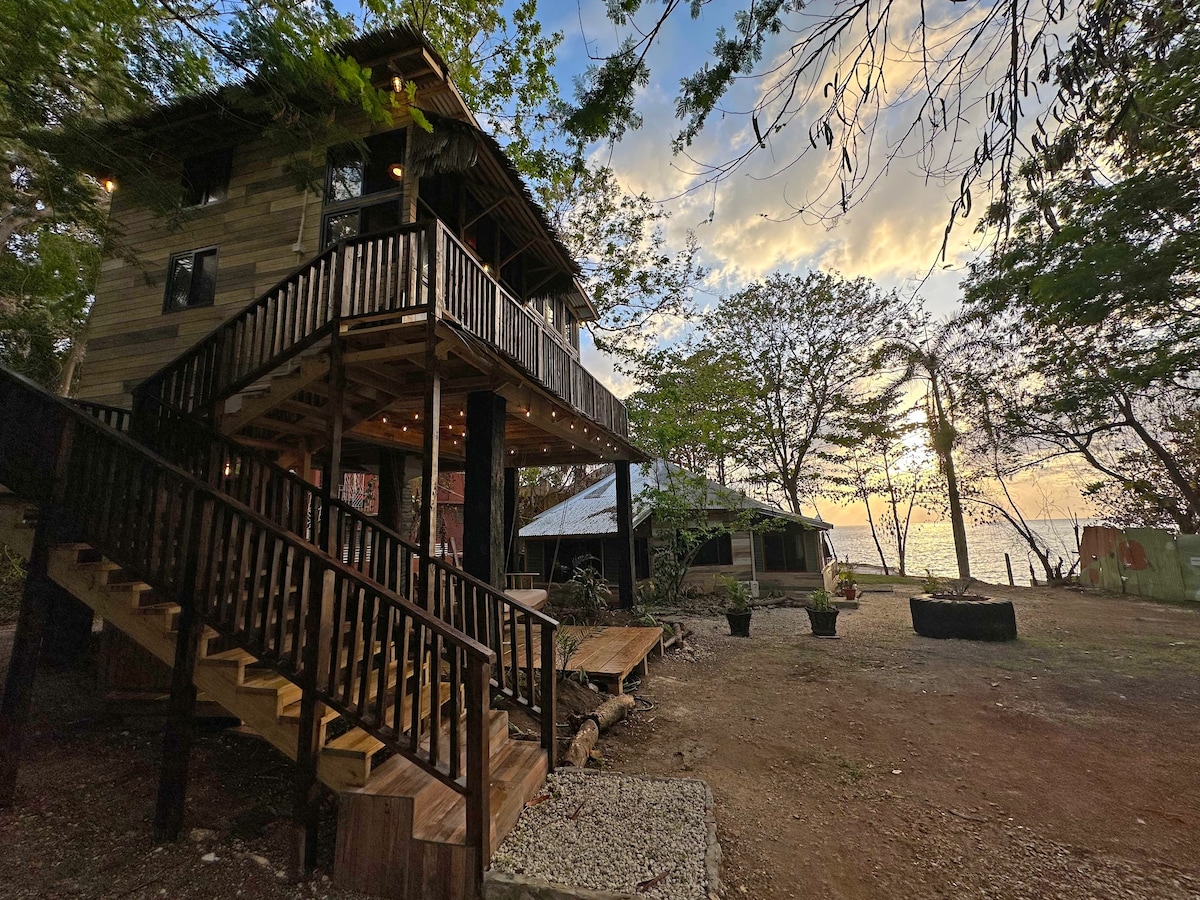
[237,673,303,715]
[198,647,258,679]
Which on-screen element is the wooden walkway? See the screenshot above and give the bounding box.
[513,626,663,694]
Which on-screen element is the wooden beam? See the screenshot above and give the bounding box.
[615,461,637,610]
[220,355,329,435]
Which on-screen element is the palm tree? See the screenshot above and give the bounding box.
[875,319,974,579]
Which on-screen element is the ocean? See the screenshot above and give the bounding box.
[827,518,1091,585]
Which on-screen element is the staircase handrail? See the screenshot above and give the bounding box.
[116,393,557,740]
[1,363,494,807]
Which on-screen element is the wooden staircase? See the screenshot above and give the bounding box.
[0,369,557,900]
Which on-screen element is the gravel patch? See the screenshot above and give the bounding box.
[491,771,715,900]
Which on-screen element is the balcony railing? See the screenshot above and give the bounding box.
[139,220,628,440]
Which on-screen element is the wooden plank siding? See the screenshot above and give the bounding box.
[77,112,416,407]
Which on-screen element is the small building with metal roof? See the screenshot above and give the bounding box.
[520,459,837,594]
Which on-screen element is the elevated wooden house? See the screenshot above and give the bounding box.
[0,26,644,900]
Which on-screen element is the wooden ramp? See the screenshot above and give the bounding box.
[555,626,664,694]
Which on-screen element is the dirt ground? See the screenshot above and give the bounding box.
[0,583,1198,899]
[602,583,1200,899]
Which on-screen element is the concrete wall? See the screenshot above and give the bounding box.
[1079,526,1200,603]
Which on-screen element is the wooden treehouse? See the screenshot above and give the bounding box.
[0,26,645,900]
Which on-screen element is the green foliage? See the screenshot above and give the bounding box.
[375,1,563,180]
[964,0,1200,534]
[719,575,751,614]
[836,561,857,589]
[626,344,752,485]
[545,164,705,357]
[564,555,611,623]
[921,569,942,595]
[704,270,917,514]
[808,588,834,612]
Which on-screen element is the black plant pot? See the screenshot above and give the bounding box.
[806,607,839,637]
[726,610,752,637]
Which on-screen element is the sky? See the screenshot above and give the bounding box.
[512,2,1092,525]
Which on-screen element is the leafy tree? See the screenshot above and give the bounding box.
[830,396,931,577]
[626,343,752,485]
[704,270,916,515]
[964,0,1200,533]
[874,320,983,578]
[544,164,705,357]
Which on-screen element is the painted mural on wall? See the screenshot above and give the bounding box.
[1080,526,1200,603]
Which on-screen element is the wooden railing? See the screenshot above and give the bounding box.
[137,225,434,418]
[74,399,131,433]
[136,220,628,439]
[429,558,557,760]
[131,396,556,747]
[0,364,494,838]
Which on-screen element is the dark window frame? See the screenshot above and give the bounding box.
[182,148,234,208]
[759,528,809,573]
[320,130,408,247]
[163,246,219,314]
[692,533,734,567]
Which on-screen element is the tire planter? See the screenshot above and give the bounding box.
[726,610,752,637]
[909,594,1017,641]
[806,607,839,637]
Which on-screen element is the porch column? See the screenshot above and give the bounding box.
[417,355,441,603]
[377,448,407,535]
[463,391,506,588]
[614,460,636,609]
[504,466,518,573]
[318,335,345,553]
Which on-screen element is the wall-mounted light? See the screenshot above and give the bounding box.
[387,162,404,182]
[482,263,493,275]
[381,415,388,424]
[391,76,404,93]
[102,178,117,194]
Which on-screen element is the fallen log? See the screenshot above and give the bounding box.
[564,694,637,767]
[563,719,599,768]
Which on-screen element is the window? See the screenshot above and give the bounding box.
[164,248,218,313]
[758,529,809,572]
[693,533,733,567]
[321,130,407,246]
[182,148,233,207]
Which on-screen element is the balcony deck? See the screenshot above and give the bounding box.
[203,220,637,467]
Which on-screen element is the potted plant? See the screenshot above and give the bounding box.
[837,561,858,602]
[806,588,840,637]
[721,576,753,637]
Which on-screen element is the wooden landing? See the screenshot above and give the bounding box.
[558,626,664,694]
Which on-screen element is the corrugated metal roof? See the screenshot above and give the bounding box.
[520,459,831,538]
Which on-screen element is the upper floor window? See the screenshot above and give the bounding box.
[182,148,233,207]
[324,130,407,203]
[164,247,218,313]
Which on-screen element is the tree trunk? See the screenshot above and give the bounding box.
[931,373,970,579]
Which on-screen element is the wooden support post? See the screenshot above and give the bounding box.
[614,461,636,610]
[0,521,55,807]
[464,391,506,589]
[291,568,335,881]
[377,448,407,535]
[540,623,557,770]
[0,414,72,806]
[504,466,518,574]
[153,494,211,841]
[465,654,492,894]
[319,336,345,555]
[1005,553,1015,587]
[417,226,443,607]
[40,585,94,669]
